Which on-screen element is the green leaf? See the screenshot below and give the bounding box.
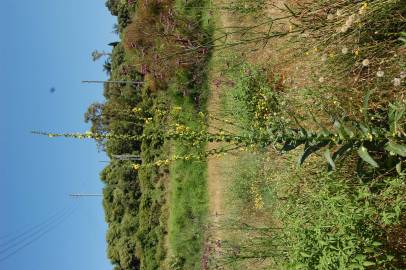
[388,102,405,134]
[396,162,402,175]
[324,148,336,170]
[357,146,379,168]
[372,241,382,247]
[343,124,355,138]
[358,123,370,135]
[400,32,406,46]
[363,90,373,120]
[298,141,329,166]
[363,261,375,266]
[385,141,406,157]
[334,120,354,139]
[299,252,311,258]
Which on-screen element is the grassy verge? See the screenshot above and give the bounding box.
[166,1,214,269]
[167,87,208,269]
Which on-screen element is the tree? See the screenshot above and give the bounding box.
[91,50,111,62]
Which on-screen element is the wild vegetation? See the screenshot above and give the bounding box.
[202,1,406,269]
[35,0,406,269]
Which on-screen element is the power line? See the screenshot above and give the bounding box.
[81,80,144,85]
[69,193,102,197]
[0,205,77,263]
[0,206,71,248]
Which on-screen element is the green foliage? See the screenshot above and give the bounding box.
[400,32,406,46]
[279,175,406,270]
[105,0,136,31]
[101,161,141,269]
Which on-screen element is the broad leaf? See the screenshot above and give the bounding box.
[385,141,406,157]
[357,146,379,168]
[333,120,351,140]
[298,141,329,166]
[396,162,402,175]
[363,261,375,267]
[388,103,405,134]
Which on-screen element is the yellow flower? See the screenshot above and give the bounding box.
[132,107,142,113]
[133,164,141,171]
[359,2,367,15]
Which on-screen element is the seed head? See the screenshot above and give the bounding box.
[340,26,349,33]
[393,78,401,87]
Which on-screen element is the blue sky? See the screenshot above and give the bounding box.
[0,1,116,269]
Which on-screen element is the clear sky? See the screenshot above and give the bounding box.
[0,1,116,269]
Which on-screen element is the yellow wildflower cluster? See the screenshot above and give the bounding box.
[175,123,189,134]
[132,153,205,172]
[153,159,170,166]
[133,164,141,171]
[253,95,273,129]
[132,107,142,114]
[250,182,264,210]
[154,108,165,117]
[359,2,367,15]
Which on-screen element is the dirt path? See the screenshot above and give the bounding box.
[206,0,234,245]
[206,17,227,242]
[204,1,313,268]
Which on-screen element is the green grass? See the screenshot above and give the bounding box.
[165,2,214,269]
[166,71,210,270]
[167,109,208,269]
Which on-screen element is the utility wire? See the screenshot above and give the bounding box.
[0,205,78,263]
[0,206,71,248]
